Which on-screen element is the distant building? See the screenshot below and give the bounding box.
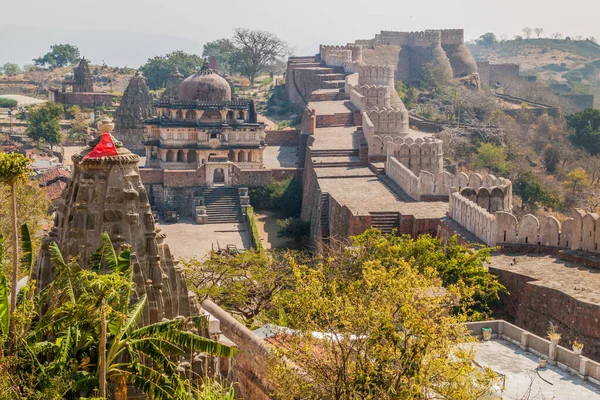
[48,58,113,108]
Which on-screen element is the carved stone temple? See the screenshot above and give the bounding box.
[48,58,113,108]
[33,119,198,325]
[113,72,155,155]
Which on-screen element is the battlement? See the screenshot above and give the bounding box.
[356,85,390,108]
[323,49,352,67]
[357,65,395,86]
[440,29,465,45]
[375,30,442,47]
[366,107,409,134]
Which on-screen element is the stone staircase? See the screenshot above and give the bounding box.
[370,212,400,234]
[201,187,243,224]
[311,149,363,167]
[378,174,416,203]
[369,162,385,175]
[310,88,345,102]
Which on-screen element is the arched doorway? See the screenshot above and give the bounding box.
[187,151,197,163]
[166,150,175,162]
[176,150,185,162]
[213,168,225,184]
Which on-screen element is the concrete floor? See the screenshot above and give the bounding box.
[471,339,600,399]
[158,219,251,260]
[263,146,298,168]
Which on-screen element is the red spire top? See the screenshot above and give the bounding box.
[83,118,118,160]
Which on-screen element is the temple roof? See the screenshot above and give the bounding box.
[178,69,232,102]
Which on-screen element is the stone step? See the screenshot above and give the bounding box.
[321,80,345,89]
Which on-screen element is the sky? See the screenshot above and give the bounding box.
[1,0,599,67]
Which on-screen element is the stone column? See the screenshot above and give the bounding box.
[309,109,316,135]
[219,110,228,123]
[196,110,204,123]
[182,149,189,164]
[170,109,177,120]
[233,150,239,162]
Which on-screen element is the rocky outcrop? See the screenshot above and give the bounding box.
[33,126,198,325]
[114,73,154,155]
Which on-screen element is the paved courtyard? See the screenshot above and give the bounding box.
[263,145,298,168]
[158,219,251,260]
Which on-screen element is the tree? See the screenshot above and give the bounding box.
[1,63,20,76]
[270,231,499,399]
[186,250,294,326]
[68,109,91,143]
[202,38,237,74]
[26,102,64,148]
[276,217,310,243]
[476,32,498,48]
[231,28,288,84]
[543,144,562,173]
[0,154,31,320]
[12,233,238,399]
[33,44,80,69]
[564,167,589,195]
[567,108,600,155]
[514,171,560,210]
[523,27,533,39]
[551,32,564,39]
[472,143,510,175]
[140,51,204,90]
[534,28,544,38]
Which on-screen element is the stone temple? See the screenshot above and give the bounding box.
[140,66,269,217]
[48,58,113,108]
[113,72,155,155]
[34,120,198,325]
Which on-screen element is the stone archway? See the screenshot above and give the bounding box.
[213,168,225,183]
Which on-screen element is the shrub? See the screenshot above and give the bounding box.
[260,77,273,87]
[249,177,302,217]
[0,98,18,108]
[276,217,310,242]
[246,206,264,252]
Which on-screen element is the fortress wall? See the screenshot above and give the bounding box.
[387,156,422,200]
[449,191,496,246]
[202,300,272,400]
[442,44,478,77]
[366,106,409,135]
[324,50,352,67]
[386,138,443,175]
[350,88,366,110]
[440,29,465,45]
[476,62,520,86]
[376,30,442,47]
[357,85,391,108]
[357,64,395,88]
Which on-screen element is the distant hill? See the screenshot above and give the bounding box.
[468,38,600,107]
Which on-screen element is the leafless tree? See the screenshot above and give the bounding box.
[551,32,564,39]
[534,28,544,38]
[232,28,289,85]
[523,27,533,39]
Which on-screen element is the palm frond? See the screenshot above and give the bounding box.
[128,339,177,374]
[73,370,99,394]
[48,241,67,269]
[111,295,146,339]
[20,223,33,271]
[125,364,176,400]
[117,246,132,274]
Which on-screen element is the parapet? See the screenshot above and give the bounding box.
[375,30,443,47]
[440,29,465,45]
[357,64,395,86]
[356,85,390,108]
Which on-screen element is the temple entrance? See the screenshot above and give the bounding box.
[213,168,225,183]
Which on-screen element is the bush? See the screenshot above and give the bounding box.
[260,77,273,87]
[246,206,264,253]
[249,177,302,217]
[276,217,310,242]
[0,98,18,108]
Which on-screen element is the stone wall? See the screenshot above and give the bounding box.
[49,90,113,108]
[265,129,300,146]
[384,137,443,175]
[357,65,395,88]
[449,191,496,246]
[476,62,520,86]
[201,300,272,400]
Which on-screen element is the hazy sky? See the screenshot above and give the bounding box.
[2,0,599,67]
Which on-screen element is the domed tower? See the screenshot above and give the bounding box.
[114,72,155,155]
[178,68,232,102]
[160,69,184,101]
[34,119,199,324]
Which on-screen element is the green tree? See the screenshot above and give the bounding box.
[514,171,560,210]
[543,144,562,173]
[9,233,238,399]
[276,217,310,243]
[1,63,21,76]
[186,250,294,327]
[202,38,237,74]
[476,32,498,48]
[0,153,31,319]
[0,98,18,108]
[33,44,80,69]
[231,28,288,84]
[270,233,498,399]
[139,51,204,90]
[26,102,64,148]
[472,143,510,175]
[567,108,600,155]
[564,167,589,194]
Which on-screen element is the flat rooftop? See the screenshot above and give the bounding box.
[312,126,358,150]
[308,100,352,115]
[318,176,447,218]
[314,166,376,179]
[491,253,600,305]
[470,339,600,399]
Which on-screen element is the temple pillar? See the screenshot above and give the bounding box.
[219,110,227,123]
[170,109,177,120]
[196,110,204,122]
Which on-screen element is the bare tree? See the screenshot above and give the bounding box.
[534,28,544,38]
[232,28,288,85]
[523,27,533,39]
[551,32,564,39]
[590,36,598,44]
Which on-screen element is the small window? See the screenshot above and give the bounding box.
[210,133,218,139]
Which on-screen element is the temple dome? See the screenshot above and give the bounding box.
[178,69,232,102]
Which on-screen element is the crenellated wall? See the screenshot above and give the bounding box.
[449,191,496,246]
[385,137,443,175]
[356,85,391,108]
[357,65,395,88]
